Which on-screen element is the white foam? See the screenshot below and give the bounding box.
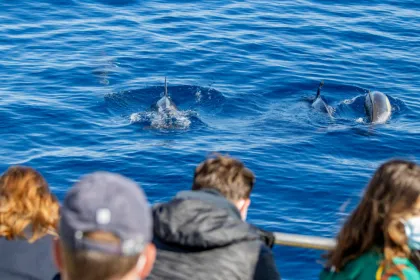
[130,112,142,123]
[195,89,202,102]
[130,110,192,130]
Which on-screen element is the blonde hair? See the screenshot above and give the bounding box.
[192,154,255,201]
[0,166,59,242]
[61,232,140,280]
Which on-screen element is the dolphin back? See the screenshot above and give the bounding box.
[152,77,177,113]
[312,81,333,117]
[365,91,391,123]
[156,96,177,111]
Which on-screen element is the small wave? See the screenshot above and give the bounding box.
[103,84,223,131]
[104,85,225,115]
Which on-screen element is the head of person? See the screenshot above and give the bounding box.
[54,172,156,280]
[0,166,59,242]
[326,159,420,271]
[192,154,255,220]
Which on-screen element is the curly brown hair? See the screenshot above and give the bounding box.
[325,160,420,273]
[0,166,59,242]
[192,154,255,201]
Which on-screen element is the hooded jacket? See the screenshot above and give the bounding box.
[147,189,280,280]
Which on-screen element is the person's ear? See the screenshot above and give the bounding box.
[237,199,251,221]
[138,243,156,279]
[388,219,406,245]
[53,238,64,271]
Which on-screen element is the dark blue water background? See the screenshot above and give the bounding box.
[1,1,419,279]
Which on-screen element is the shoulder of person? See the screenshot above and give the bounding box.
[248,224,275,248]
[319,250,382,280]
[388,258,420,280]
[253,244,280,280]
[387,266,420,280]
[403,266,420,279]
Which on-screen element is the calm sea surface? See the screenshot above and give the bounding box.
[1,0,419,279]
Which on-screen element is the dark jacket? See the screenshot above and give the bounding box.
[148,189,280,280]
[0,233,58,280]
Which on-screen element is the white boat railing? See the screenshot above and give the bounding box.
[273,232,335,250]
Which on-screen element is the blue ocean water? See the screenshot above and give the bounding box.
[1,0,419,278]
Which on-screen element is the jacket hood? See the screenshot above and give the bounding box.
[152,190,259,249]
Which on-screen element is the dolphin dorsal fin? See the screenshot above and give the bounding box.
[316,81,324,98]
[164,77,168,97]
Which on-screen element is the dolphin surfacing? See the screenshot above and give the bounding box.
[152,77,178,114]
[312,81,333,117]
[364,91,391,124]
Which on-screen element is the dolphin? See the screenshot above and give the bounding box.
[152,77,178,114]
[364,91,391,124]
[312,81,333,117]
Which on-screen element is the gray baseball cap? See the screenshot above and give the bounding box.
[59,172,152,256]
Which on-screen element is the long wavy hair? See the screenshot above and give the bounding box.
[0,166,59,242]
[325,160,420,273]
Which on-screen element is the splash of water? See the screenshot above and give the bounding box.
[195,89,202,103]
[130,110,193,130]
